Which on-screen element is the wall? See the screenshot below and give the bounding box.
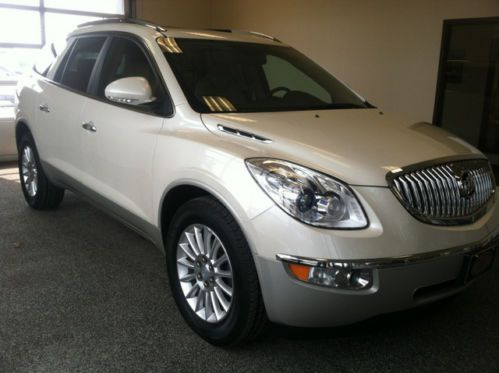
[135,0,211,29]
[209,0,498,122]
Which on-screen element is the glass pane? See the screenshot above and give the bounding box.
[263,55,331,102]
[45,0,124,14]
[0,0,39,6]
[0,9,41,45]
[61,37,106,92]
[164,39,366,113]
[0,47,40,117]
[0,48,40,82]
[45,12,102,44]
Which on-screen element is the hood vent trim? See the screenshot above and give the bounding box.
[217,124,272,144]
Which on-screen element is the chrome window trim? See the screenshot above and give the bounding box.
[277,233,498,269]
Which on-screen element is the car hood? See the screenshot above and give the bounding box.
[200,108,484,186]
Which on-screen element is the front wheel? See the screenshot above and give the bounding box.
[165,196,267,346]
[18,133,64,210]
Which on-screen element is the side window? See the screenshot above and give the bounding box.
[263,55,331,103]
[59,36,106,93]
[97,37,169,114]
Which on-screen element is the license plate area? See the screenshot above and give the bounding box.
[460,245,496,284]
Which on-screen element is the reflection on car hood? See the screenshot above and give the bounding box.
[201,109,484,186]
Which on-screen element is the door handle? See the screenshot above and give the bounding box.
[82,121,97,132]
[39,104,50,113]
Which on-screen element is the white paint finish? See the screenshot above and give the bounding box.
[105,76,155,106]
[79,97,164,224]
[152,104,275,231]
[202,110,482,186]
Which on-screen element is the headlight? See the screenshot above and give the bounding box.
[245,158,368,229]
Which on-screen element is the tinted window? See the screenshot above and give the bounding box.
[60,36,105,92]
[97,37,169,114]
[163,39,368,113]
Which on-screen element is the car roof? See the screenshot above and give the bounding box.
[71,18,284,46]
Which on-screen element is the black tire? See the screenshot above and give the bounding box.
[18,133,64,210]
[165,196,268,346]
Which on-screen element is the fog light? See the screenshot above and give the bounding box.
[285,262,373,290]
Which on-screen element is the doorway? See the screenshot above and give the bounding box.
[433,17,499,179]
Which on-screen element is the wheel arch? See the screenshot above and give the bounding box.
[158,181,256,255]
[15,119,32,148]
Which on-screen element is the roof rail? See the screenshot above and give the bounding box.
[206,29,281,43]
[78,18,167,33]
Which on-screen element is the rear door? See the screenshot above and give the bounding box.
[79,35,172,224]
[36,36,107,181]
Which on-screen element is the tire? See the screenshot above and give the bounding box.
[18,133,65,210]
[165,196,267,346]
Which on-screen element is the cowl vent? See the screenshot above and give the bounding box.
[217,125,272,143]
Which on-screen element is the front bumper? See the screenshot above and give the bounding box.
[255,235,496,327]
[246,185,499,327]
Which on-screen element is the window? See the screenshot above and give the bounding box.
[0,0,124,116]
[97,37,170,114]
[60,37,106,92]
[263,55,331,103]
[163,39,367,113]
[0,1,124,48]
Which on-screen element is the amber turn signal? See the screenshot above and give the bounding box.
[288,263,311,281]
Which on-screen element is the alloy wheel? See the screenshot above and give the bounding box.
[176,224,234,323]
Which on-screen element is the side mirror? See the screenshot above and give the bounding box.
[104,76,155,106]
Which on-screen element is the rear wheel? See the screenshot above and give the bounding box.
[18,133,64,210]
[166,196,267,346]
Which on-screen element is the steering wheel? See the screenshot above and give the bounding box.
[270,86,291,97]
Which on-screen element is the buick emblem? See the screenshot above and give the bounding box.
[455,169,475,198]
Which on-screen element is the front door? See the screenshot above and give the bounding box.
[80,35,171,224]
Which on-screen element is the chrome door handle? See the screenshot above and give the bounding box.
[39,104,50,113]
[82,121,97,132]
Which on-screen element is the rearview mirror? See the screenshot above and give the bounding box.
[105,77,155,106]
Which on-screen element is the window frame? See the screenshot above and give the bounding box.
[57,35,109,93]
[0,1,127,49]
[48,31,175,118]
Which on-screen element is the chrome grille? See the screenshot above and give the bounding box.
[387,158,495,225]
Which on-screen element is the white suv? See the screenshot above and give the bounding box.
[16,19,498,345]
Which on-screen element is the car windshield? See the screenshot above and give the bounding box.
[161,38,370,113]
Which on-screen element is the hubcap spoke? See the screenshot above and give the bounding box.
[179,273,196,282]
[179,243,196,260]
[185,232,200,256]
[194,226,205,255]
[215,269,232,279]
[185,282,200,299]
[204,228,214,259]
[195,289,205,312]
[213,254,228,268]
[210,291,224,320]
[177,256,195,268]
[205,291,213,319]
[176,224,234,323]
[215,278,233,297]
[214,287,230,312]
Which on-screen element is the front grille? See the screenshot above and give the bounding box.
[387,158,495,225]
